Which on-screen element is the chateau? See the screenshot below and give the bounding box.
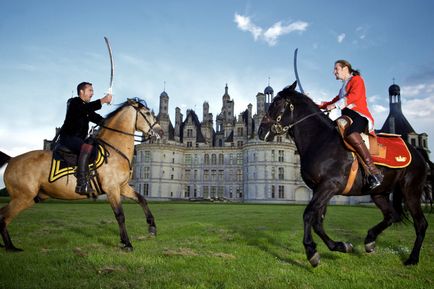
[132,83,375,204]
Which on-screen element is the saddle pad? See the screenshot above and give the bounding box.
[372,136,411,168]
[49,145,106,183]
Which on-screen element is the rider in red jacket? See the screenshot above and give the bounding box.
[319,60,383,190]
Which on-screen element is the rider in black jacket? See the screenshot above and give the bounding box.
[59,82,112,195]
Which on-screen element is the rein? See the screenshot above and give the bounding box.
[95,101,158,169]
[271,99,326,134]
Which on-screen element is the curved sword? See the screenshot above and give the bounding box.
[104,36,114,100]
[293,48,305,94]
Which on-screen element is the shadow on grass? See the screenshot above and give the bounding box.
[228,225,313,271]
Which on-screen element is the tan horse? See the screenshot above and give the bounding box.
[0,98,163,251]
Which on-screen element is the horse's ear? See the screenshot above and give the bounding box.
[288,81,297,91]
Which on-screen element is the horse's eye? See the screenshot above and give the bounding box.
[276,115,282,122]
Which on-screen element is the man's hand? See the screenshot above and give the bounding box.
[101,93,112,104]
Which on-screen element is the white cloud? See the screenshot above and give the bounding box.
[234,13,309,46]
[402,95,434,118]
[337,33,346,43]
[234,14,263,41]
[401,83,434,98]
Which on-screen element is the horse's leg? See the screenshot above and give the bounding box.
[364,194,395,253]
[107,192,133,251]
[402,188,428,265]
[120,184,157,236]
[0,198,35,251]
[312,206,353,254]
[303,190,335,267]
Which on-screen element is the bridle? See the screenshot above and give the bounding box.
[99,100,159,142]
[96,100,160,170]
[270,98,326,135]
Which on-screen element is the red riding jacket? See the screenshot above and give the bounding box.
[319,75,375,134]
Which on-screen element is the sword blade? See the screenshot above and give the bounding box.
[104,36,114,94]
[293,48,304,94]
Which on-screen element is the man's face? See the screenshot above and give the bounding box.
[79,85,94,103]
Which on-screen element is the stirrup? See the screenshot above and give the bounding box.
[75,182,95,195]
[367,174,382,190]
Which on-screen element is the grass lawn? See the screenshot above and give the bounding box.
[0,198,433,289]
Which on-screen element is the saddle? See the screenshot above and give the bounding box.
[336,116,412,194]
[49,143,107,184]
[336,116,411,168]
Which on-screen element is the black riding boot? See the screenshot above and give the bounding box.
[346,132,383,190]
[75,146,94,195]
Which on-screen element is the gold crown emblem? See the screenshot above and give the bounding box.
[395,155,407,162]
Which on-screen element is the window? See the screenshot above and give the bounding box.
[204,154,210,165]
[144,151,151,162]
[185,169,191,180]
[144,167,150,179]
[278,150,284,162]
[271,150,276,161]
[218,186,224,198]
[271,185,275,198]
[185,186,191,198]
[185,154,192,164]
[194,170,198,180]
[203,186,209,198]
[211,170,217,181]
[187,128,193,138]
[278,185,285,198]
[187,141,192,147]
[277,136,283,143]
[237,141,243,147]
[278,167,284,180]
[218,170,224,181]
[237,127,244,136]
[237,169,243,181]
[204,170,209,180]
[218,154,224,165]
[143,183,149,196]
[237,153,242,164]
[271,167,276,180]
[211,154,217,165]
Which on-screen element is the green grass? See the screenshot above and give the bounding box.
[0,199,433,289]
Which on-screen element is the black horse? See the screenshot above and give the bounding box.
[258,81,428,267]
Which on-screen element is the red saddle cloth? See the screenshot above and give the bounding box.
[372,134,411,168]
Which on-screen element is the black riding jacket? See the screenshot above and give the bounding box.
[59,97,104,140]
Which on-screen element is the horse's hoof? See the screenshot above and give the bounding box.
[6,246,23,252]
[343,242,353,253]
[404,258,418,266]
[148,226,157,237]
[309,252,320,267]
[365,241,376,253]
[120,244,133,252]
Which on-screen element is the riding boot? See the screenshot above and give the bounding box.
[345,132,383,190]
[75,144,95,195]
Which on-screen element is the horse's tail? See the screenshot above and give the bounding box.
[416,148,434,210]
[0,151,11,168]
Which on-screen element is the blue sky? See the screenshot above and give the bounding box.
[1,0,434,185]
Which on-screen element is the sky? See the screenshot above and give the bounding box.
[1,0,434,186]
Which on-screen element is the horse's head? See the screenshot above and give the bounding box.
[258,81,322,142]
[127,97,164,140]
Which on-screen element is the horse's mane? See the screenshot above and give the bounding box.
[104,99,149,121]
[104,101,131,120]
[278,86,335,130]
